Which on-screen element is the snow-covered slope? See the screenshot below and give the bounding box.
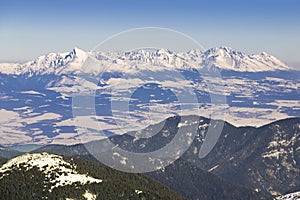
[0,152,102,189]
[0,47,87,75]
[275,191,300,200]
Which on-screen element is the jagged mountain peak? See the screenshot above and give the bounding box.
[186,49,203,55]
[155,48,173,55]
[201,47,289,72]
[72,47,87,57]
[206,46,235,53]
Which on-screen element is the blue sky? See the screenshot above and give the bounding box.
[1,0,300,69]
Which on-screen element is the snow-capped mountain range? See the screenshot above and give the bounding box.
[0,47,290,75]
[0,47,299,146]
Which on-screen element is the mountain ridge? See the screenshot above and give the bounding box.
[0,47,291,74]
[19,116,299,197]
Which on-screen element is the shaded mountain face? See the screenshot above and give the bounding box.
[0,145,22,158]
[0,152,184,200]
[28,116,300,198]
[93,116,300,196]
[182,117,300,196]
[147,159,267,200]
[0,47,299,147]
[0,157,7,165]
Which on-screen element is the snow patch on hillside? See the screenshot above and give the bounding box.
[275,191,300,200]
[0,153,102,189]
[83,190,97,200]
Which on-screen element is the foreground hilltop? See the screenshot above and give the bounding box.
[0,152,184,199]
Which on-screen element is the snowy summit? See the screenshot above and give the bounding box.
[0,153,102,189]
[201,47,289,72]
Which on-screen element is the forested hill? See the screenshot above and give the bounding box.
[0,153,184,200]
